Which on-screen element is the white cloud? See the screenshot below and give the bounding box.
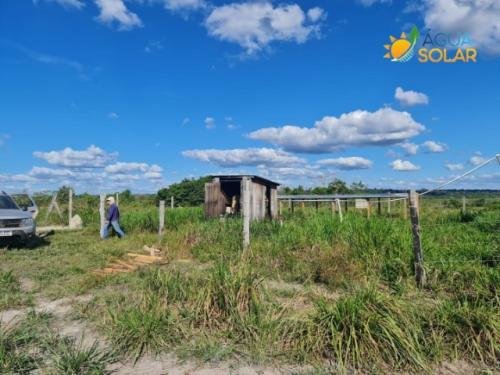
[248,107,425,153]
[107,112,119,119]
[358,0,392,6]
[33,145,118,168]
[28,167,74,178]
[182,148,305,167]
[390,159,421,171]
[182,117,190,126]
[445,163,464,171]
[307,7,325,22]
[394,87,429,106]
[105,162,164,180]
[105,162,150,174]
[422,140,447,153]
[400,141,419,155]
[161,0,205,11]
[95,0,142,30]
[469,153,487,166]
[205,2,324,55]
[205,117,215,129]
[421,0,500,54]
[36,0,85,9]
[317,156,373,170]
[258,165,325,181]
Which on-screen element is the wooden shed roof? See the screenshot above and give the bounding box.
[213,175,280,188]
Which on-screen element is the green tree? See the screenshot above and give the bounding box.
[350,181,367,193]
[157,176,212,206]
[119,189,135,203]
[327,179,349,194]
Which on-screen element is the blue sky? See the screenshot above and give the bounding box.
[1,0,499,193]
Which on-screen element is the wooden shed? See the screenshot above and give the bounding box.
[204,175,280,220]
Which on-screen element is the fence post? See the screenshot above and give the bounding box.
[68,188,73,226]
[336,199,343,222]
[331,201,335,214]
[388,193,391,214]
[115,193,119,207]
[99,193,106,230]
[409,190,425,288]
[462,194,466,213]
[242,177,251,250]
[158,200,165,238]
[170,196,174,209]
[377,197,381,215]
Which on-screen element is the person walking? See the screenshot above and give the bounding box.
[100,196,125,239]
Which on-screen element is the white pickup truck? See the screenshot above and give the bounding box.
[0,191,36,245]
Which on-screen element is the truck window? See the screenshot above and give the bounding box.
[0,195,19,209]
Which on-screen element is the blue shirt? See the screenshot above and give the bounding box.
[106,203,120,222]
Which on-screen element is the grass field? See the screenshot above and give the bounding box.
[1,195,498,373]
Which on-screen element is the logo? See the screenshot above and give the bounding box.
[384,26,478,63]
[384,26,420,62]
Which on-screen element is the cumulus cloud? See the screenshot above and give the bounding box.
[35,0,85,9]
[105,162,149,174]
[445,163,464,171]
[400,142,419,156]
[182,148,305,167]
[248,107,425,153]
[33,145,118,168]
[258,165,325,181]
[395,87,429,106]
[95,0,142,30]
[317,156,373,170]
[422,140,447,153]
[161,0,205,11]
[469,153,487,166]
[28,167,74,178]
[306,7,325,22]
[205,117,215,129]
[421,0,500,54]
[357,0,392,6]
[105,162,164,180]
[205,2,325,55]
[390,159,421,171]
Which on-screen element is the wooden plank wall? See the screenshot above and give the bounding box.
[204,181,226,218]
[250,181,266,220]
[270,188,278,219]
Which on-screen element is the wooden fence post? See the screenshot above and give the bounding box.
[462,194,466,213]
[68,188,73,226]
[242,177,251,250]
[170,196,174,209]
[336,199,343,222]
[115,193,119,206]
[388,193,391,214]
[377,198,381,215]
[409,190,425,287]
[99,194,106,230]
[159,200,165,238]
[331,201,335,214]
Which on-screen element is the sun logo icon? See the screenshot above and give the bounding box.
[384,26,420,62]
